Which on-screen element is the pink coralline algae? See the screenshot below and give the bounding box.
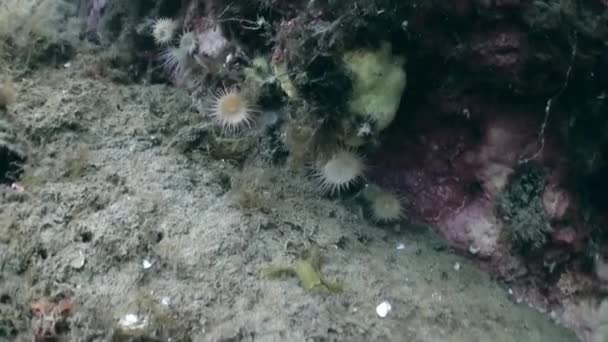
[367,98,575,261]
[469,27,529,83]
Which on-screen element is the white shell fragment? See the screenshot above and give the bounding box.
[142,259,153,269]
[70,251,86,269]
[396,242,406,250]
[453,262,461,271]
[468,245,480,255]
[119,314,148,331]
[376,301,392,318]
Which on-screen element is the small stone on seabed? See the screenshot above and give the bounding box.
[376,301,392,318]
[453,262,461,271]
[396,242,406,250]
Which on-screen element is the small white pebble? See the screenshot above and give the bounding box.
[122,314,138,325]
[468,245,480,255]
[508,288,514,295]
[453,262,461,271]
[119,314,148,330]
[64,62,71,68]
[376,301,392,318]
[161,297,170,306]
[70,251,86,269]
[396,242,406,250]
[10,182,24,193]
[142,259,153,269]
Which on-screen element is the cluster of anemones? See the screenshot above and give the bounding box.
[151,18,402,225]
[151,18,197,80]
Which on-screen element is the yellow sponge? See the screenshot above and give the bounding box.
[343,42,406,130]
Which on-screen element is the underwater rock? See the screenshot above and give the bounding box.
[593,49,608,91]
[81,0,108,34]
[438,197,500,258]
[476,0,523,9]
[0,118,26,184]
[0,83,16,111]
[367,98,568,259]
[468,26,529,88]
[543,183,571,222]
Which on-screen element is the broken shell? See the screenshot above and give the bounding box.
[142,259,153,269]
[70,251,86,269]
[376,301,392,318]
[119,313,149,331]
[468,245,480,255]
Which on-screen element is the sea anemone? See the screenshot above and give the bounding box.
[362,184,403,223]
[207,86,255,131]
[152,18,177,46]
[159,47,189,79]
[313,150,365,195]
[159,31,197,80]
[179,31,197,55]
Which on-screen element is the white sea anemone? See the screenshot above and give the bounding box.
[159,31,198,80]
[152,18,177,46]
[313,150,365,195]
[362,184,403,223]
[179,31,197,55]
[207,86,255,131]
[159,46,189,79]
